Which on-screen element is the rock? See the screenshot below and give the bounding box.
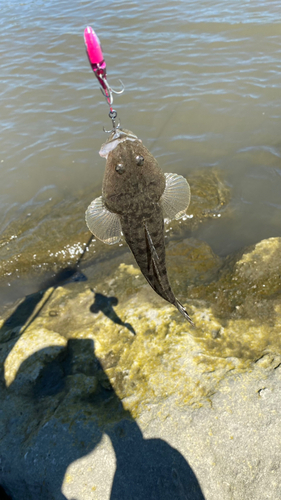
[0,234,281,499]
[0,169,229,295]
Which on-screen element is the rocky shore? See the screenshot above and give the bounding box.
[0,170,280,499]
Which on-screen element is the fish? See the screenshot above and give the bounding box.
[85,129,194,326]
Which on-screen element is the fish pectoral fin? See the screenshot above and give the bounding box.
[144,224,159,261]
[85,196,122,245]
[160,173,191,220]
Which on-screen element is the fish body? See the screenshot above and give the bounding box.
[86,129,193,325]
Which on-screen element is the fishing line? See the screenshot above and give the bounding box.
[21,23,171,331]
[19,26,120,332]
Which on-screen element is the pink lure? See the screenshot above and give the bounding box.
[84,26,110,101]
[84,26,105,71]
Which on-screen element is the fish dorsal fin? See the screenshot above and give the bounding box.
[160,173,191,220]
[85,196,122,245]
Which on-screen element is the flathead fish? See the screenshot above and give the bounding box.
[85,129,194,325]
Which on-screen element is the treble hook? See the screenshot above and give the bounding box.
[84,26,125,108]
[103,109,122,134]
[98,74,124,107]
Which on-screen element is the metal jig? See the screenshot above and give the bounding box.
[84,26,124,132]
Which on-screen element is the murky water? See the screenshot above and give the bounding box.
[1,0,281,306]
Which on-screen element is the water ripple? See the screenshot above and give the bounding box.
[0,0,281,300]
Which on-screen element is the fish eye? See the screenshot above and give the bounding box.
[136,155,144,166]
[115,163,125,174]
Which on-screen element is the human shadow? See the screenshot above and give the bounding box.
[90,289,136,335]
[0,290,45,342]
[1,338,206,500]
[0,262,87,344]
[0,485,12,500]
[0,269,88,403]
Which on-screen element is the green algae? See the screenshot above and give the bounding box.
[190,238,281,326]
[1,169,280,424]
[2,236,280,423]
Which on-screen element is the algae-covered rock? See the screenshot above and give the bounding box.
[3,236,279,414]
[1,233,281,499]
[0,169,229,293]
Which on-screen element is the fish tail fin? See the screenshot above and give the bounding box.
[175,300,195,327]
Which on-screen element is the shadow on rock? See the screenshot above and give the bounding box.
[0,262,87,343]
[0,291,44,343]
[108,419,205,500]
[1,337,205,500]
[0,485,12,500]
[90,290,136,335]
[40,266,88,289]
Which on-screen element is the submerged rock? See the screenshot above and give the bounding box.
[0,233,281,499]
[0,169,229,295]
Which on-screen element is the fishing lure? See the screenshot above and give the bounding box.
[83,27,194,325]
[84,26,124,130]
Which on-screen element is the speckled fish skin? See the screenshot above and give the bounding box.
[102,135,194,326]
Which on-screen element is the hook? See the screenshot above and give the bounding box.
[84,26,125,108]
[98,73,125,107]
[103,109,122,133]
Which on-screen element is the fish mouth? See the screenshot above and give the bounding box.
[99,128,141,158]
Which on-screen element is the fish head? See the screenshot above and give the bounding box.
[100,129,166,214]
[99,129,140,159]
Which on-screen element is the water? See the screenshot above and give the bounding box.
[1,0,281,306]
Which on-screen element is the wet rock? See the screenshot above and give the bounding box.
[0,234,281,499]
[0,169,229,290]
[0,191,94,278]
